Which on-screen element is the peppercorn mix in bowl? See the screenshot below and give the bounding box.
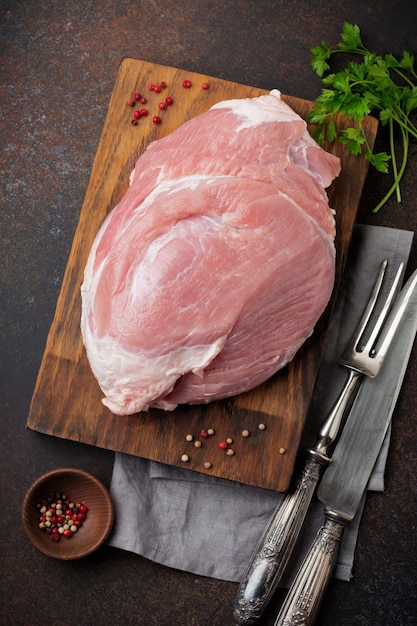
[21,468,114,560]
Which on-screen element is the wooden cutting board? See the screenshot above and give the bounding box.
[27,58,378,491]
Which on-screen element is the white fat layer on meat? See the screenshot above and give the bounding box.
[130,174,228,218]
[83,175,222,283]
[81,328,226,414]
[211,89,302,129]
[140,215,220,268]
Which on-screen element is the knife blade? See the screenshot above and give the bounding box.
[274,267,417,626]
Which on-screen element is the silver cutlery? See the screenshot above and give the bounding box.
[233,260,405,625]
[274,266,417,625]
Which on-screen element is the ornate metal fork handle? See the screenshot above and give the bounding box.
[232,371,360,626]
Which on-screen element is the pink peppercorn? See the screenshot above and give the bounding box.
[152,115,161,124]
[202,82,209,90]
[182,79,192,88]
[219,441,228,450]
[165,96,174,105]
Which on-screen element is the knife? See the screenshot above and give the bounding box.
[273,266,417,626]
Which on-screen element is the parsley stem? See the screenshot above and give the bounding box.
[373,124,409,212]
[389,118,401,203]
[390,67,417,88]
[395,112,417,141]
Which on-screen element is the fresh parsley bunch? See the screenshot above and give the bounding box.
[309,22,417,212]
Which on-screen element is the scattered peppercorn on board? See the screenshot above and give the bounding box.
[27,58,378,492]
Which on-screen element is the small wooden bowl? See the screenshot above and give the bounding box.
[21,468,114,560]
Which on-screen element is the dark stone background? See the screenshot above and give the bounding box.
[1,1,416,624]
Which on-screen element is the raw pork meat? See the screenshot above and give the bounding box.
[81,90,340,415]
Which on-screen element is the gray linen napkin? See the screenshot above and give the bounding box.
[108,224,413,584]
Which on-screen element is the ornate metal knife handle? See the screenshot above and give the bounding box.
[273,511,347,626]
[233,370,361,626]
[233,454,324,625]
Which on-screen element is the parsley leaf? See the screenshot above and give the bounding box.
[309,22,417,212]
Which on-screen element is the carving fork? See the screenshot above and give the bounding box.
[233,259,404,626]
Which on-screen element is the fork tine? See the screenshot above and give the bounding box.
[341,259,387,357]
[372,267,417,368]
[364,261,404,354]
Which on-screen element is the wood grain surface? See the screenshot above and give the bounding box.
[26,58,378,491]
